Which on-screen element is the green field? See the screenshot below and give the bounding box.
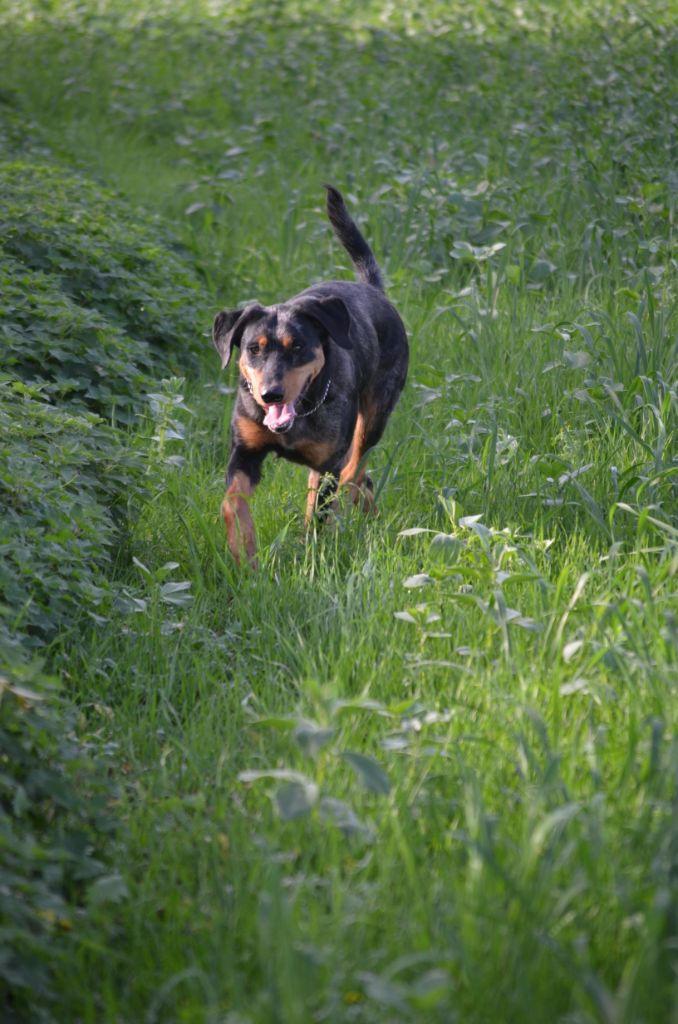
[2,1,678,1021]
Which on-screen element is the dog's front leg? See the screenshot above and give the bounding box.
[222,449,266,567]
[223,471,257,566]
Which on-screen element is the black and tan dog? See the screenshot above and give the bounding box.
[213,186,408,564]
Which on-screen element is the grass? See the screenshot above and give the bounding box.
[2,0,678,1021]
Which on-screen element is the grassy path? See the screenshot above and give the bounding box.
[2,1,678,1021]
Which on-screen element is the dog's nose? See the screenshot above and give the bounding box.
[261,386,285,404]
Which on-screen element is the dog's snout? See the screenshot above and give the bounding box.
[261,385,285,405]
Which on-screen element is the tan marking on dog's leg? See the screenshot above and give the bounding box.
[339,412,367,487]
[305,470,321,525]
[222,471,257,566]
[338,412,377,512]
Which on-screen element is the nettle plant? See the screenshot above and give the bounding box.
[0,663,122,1014]
[1,161,205,423]
[535,308,678,541]
[122,556,194,639]
[0,379,146,653]
[146,376,193,471]
[106,377,196,633]
[397,499,549,659]
[239,686,407,842]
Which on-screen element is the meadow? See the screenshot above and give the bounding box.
[1,1,678,1021]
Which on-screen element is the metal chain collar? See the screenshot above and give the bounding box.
[243,376,332,419]
[295,376,332,418]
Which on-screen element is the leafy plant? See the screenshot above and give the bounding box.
[240,696,396,839]
[0,662,121,1021]
[0,161,206,422]
[0,380,145,653]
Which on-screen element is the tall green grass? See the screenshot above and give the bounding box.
[2,1,678,1020]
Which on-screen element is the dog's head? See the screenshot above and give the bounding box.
[212,295,351,433]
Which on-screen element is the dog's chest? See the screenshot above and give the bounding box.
[274,426,336,470]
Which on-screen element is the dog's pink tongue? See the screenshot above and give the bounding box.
[264,402,296,430]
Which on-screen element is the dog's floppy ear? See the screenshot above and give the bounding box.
[212,303,266,369]
[292,295,352,350]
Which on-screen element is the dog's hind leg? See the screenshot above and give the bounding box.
[306,471,340,523]
[339,410,377,513]
[316,473,341,519]
[305,470,321,525]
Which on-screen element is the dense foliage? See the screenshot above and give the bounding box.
[0,381,146,655]
[1,160,203,421]
[0,119,212,655]
[0,663,120,1018]
[0,113,211,1021]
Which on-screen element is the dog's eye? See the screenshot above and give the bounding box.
[247,344,260,356]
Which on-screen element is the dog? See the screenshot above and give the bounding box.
[212,185,409,565]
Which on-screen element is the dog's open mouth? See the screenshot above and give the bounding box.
[263,401,297,433]
[262,375,316,433]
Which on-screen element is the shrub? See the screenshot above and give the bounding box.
[0,661,121,1021]
[0,379,146,653]
[0,160,205,422]
[0,104,210,1024]
[0,153,213,651]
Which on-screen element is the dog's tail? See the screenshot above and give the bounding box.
[325,185,384,292]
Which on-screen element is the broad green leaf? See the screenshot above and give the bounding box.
[563,640,584,662]
[319,797,372,838]
[273,780,319,821]
[159,580,193,605]
[403,573,435,588]
[331,698,394,721]
[341,751,392,795]
[88,873,129,906]
[293,720,335,758]
[394,610,417,623]
[529,258,557,282]
[357,972,408,1012]
[239,769,315,786]
[563,350,590,369]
